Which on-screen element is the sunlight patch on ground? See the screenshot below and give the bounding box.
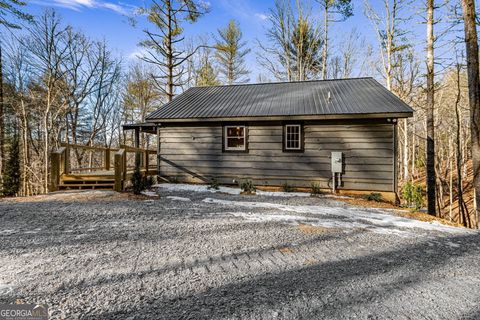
[203,198,471,235]
[166,196,191,202]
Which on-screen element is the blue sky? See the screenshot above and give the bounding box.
[22,0,432,82]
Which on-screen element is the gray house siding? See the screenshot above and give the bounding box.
[158,120,396,192]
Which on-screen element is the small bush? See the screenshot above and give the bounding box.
[402,181,424,210]
[310,182,323,196]
[208,178,220,190]
[365,192,382,202]
[282,181,294,193]
[131,164,144,195]
[240,179,256,194]
[144,176,155,189]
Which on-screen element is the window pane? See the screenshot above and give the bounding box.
[227,127,244,138]
[227,138,245,149]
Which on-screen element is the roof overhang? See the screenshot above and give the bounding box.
[146,112,413,123]
[122,122,157,134]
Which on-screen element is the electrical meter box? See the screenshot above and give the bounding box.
[331,152,343,173]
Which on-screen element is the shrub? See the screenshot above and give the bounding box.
[131,161,144,195]
[240,179,256,194]
[365,192,382,202]
[208,178,220,190]
[402,181,424,210]
[310,182,323,196]
[144,176,155,189]
[282,181,294,192]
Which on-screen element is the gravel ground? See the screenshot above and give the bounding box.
[0,189,479,320]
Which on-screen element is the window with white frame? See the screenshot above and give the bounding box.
[284,124,302,151]
[224,126,246,151]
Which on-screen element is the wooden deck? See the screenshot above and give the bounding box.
[50,144,157,191]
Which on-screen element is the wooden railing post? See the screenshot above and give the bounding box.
[114,149,125,192]
[144,150,149,175]
[50,152,60,192]
[105,149,110,171]
[49,147,66,192]
[64,144,70,174]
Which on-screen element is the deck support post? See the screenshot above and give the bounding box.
[64,144,70,174]
[134,128,141,168]
[50,152,60,192]
[114,149,125,192]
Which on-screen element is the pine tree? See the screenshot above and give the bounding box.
[195,48,220,87]
[195,60,220,87]
[3,135,20,196]
[215,20,250,84]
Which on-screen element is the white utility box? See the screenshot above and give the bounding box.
[331,152,343,173]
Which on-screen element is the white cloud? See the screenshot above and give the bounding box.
[33,0,134,15]
[255,13,269,21]
[127,47,148,60]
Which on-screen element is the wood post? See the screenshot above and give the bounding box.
[50,152,60,192]
[114,150,124,192]
[134,128,140,167]
[144,150,149,176]
[64,144,70,174]
[105,149,110,171]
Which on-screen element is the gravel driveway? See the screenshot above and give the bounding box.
[0,188,479,320]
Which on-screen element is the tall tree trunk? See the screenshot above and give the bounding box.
[426,0,436,215]
[454,65,468,226]
[322,6,328,80]
[166,0,174,102]
[461,0,480,228]
[0,41,4,189]
[403,119,409,180]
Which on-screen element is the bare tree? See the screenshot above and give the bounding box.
[258,0,322,81]
[329,28,366,79]
[26,10,70,193]
[461,0,480,228]
[0,0,33,192]
[364,0,411,90]
[139,0,208,102]
[257,0,294,81]
[315,0,353,80]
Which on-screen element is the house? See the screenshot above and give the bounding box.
[138,77,413,201]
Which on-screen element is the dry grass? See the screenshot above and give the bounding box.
[395,210,463,228]
[297,224,335,234]
[279,247,294,254]
[341,197,398,210]
[338,196,464,228]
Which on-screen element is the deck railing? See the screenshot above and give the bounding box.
[50,143,157,192]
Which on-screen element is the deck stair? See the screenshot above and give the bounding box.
[50,144,157,192]
[59,174,115,190]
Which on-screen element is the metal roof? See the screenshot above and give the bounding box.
[146,77,413,122]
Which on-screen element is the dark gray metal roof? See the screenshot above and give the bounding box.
[146,77,413,122]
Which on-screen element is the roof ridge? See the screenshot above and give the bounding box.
[192,77,375,89]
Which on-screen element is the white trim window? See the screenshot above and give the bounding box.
[224,126,246,151]
[285,124,302,150]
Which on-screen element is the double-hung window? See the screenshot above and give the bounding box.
[284,124,302,151]
[224,126,246,151]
